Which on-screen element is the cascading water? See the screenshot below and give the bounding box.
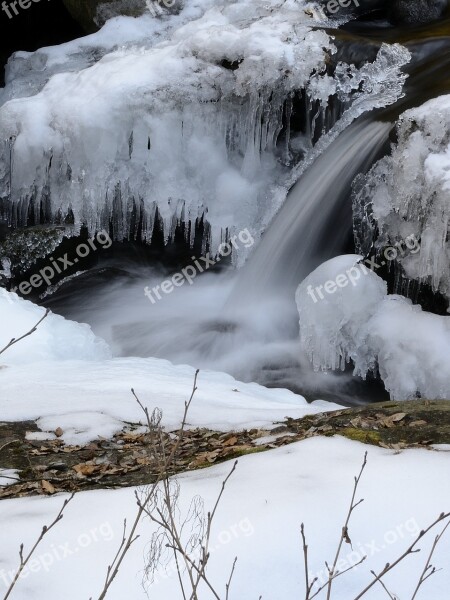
[232,118,391,298]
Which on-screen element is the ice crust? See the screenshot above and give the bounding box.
[296,255,450,400]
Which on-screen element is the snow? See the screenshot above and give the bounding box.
[0,289,111,365]
[296,255,450,400]
[0,436,449,599]
[0,289,339,444]
[0,469,19,487]
[0,358,340,445]
[353,94,450,305]
[0,0,409,255]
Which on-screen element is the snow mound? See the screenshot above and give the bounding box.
[0,289,111,365]
[296,255,450,400]
[353,94,450,305]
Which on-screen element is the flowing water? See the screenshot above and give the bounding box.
[44,118,393,405]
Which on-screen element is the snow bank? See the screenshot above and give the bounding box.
[0,289,110,365]
[0,436,449,599]
[0,0,409,255]
[296,255,450,400]
[353,94,450,304]
[0,356,339,444]
[0,290,338,443]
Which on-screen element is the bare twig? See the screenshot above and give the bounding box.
[95,370,199,600]
[326,452,367,600]
[308,556,366,600]
[301,524,313,600]
[353,512,450,600]
[3,493,74,600]
[0,309,50,357]
[133,371,238,600]
[372,571,398,599]
[0,440,20,454]
[411,520,450,600]
[225,557,238,600]
[190,461,238,598]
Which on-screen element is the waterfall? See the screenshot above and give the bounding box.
[231,119,391,301]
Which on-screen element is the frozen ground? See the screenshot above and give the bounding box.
[0,437,449,599]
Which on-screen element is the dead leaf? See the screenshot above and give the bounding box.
[391,413,407,422]
[223,436,238,447]
[41,480,55,495]
[73,463,98,477]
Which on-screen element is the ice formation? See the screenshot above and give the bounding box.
[0,289,111,364]
[296,255,450,400]
[0,0,409,255]
[353,94,450,305]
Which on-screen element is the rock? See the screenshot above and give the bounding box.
[389,0,448,25]
[62,0,182,32]
[62,0,146,32]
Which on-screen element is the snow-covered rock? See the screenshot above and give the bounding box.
[0,289,111,364]
[0,0,409,255]
[296,255,387,372]
[296,255,450,400]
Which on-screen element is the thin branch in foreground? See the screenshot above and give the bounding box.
[372,571,398,599]
[2,492,75,600]
[225,557,238,600]
[301,454,368,600]
[325,451,368,600]
[0,308,50,357]
[0,440,20,453]
[410,519,450,600]
[94,370,199,600]
[353,511,450,600]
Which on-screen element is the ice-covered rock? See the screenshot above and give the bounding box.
[296,255,387,372]
[0,0,409,256]
[0,289,111,364]
[353,94,450,306]
[296,255,450,400]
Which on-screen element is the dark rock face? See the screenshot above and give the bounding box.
[62,0,147,32]
[62,0,182,32]
[389,0,448,25]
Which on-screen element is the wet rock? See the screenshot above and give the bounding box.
[62,0,146,31]
[62,0,182,32]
